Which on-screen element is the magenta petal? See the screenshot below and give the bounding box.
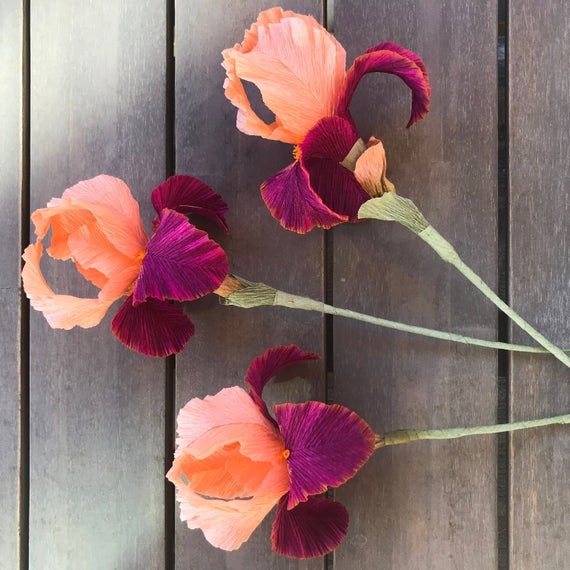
[271,495,349,559]
[245,344,319,421]
[274,401,375,509]
[337,44,431,128]
[150,175,229,231]
[260,161,347,234]
[133,209,228,304]
[111,296,195,357]
[301,117,370,220]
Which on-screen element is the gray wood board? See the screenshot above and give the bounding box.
[173,1,326,568]
[509,2,570,568]
[29,2,167,567]
[332,1,499,567]
[0,1,23,567]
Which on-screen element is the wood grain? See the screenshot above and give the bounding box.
[0,1,23,567]
[173,1,325,568]
[509,2,570,568]
[332,2,499,568]
[29,2,167,567]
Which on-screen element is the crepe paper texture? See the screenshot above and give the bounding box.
[23,173,565,360]
[22,175,229,357]
[167,344,375,559]
[223,8,569,368]
[216,276,567,355]
[168,343,569,559]
[358,195,570,368]
[222,7,428,233]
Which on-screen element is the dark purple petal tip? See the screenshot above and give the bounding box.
[337,43,431,128]
[271,495,349,559]
[151,175,229,231]
[261,161,347,234]
[111,295,195,357]
[245,344,319,421]
[275,401,376,509]
[134,209,228,304]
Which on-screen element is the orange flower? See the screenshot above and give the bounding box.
[223,8,430,233]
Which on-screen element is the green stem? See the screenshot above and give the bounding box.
[376,414,570,449]
[359,194,570,369]
[218,276,567,355]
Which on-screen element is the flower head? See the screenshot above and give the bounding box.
[22,175,229,357]
[168,345,375,558]
[223,8,430,233]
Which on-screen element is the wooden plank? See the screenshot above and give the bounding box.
[509,3,570,568]
[0,1,24,567]
[29,2,167,567]
[174,1,325,567]
[332,2,499,567]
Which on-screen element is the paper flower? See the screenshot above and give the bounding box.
[222,7,430,233]
[22,175,229,357]
[167,344,375,558]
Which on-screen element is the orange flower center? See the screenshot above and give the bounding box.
[282,449,291,460]
[292,145,302,161]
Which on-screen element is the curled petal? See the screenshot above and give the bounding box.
[22,241,114,329]
[111,295,194,357]
[66,221,137,281]
[168,479,278,551]
[62,175,148,258]
[245,344,319,421]
[337,44,430,128]
[168,385,290,551]
[301,117,370,220]
[274,401,375,509]
[175,386,278,452]
[151,175,229,231]
[261,161,346,233]
[133,209,228,304]
[354,137,395,197]
[271,495,349,559]
[222,8,346,143]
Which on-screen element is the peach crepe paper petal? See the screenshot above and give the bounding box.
[222,7,346,143]
[168,386,290,551]
[22,241,115,329]
[23,176,149,330]
[353,137,394,197]
[175,386,279,452]
[62,175,148,258]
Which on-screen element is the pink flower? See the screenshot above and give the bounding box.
[22,175,229,357]
[168,345,375,558]
[223,7,430,233]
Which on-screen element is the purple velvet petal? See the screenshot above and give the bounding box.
[260,161,347,234]
[245,344,319,422]
[111,295,195,357]
[274,401,375,509]
[337,44,431,128]
[150,175,229,231]
[300,116,370,220]
[133,209,228,304]
[271,495,349,559]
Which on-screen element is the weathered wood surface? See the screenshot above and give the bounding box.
[3,0,569,568]
[332,1,499,567]
[173,1,325,568]
[0,1,23,568]
[28,1,167,567]
[509,2,570,568]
